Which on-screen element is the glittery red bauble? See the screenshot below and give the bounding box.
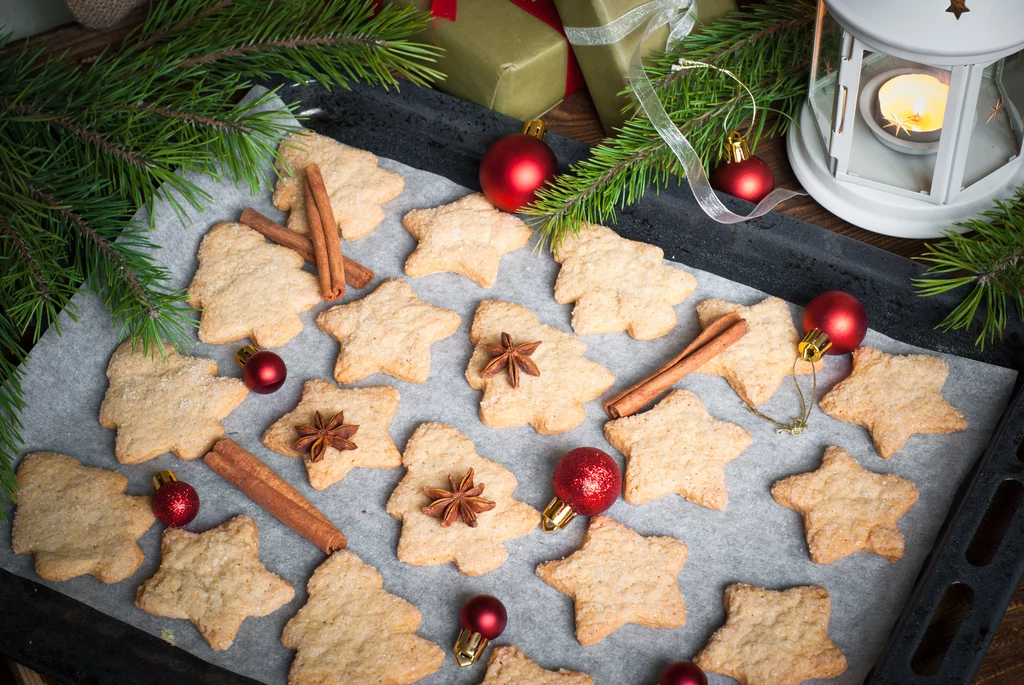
[710,155,775,203]
[479,133,557,212]
[552,448,621,516]
[803,291,868,356]
[242,350,287,394]
[153,481,200,527]
[460,595,507,640]
[660,662,707,685]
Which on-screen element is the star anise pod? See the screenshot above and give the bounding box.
[480,332,541,389]
[294,411,358,463]
[421,468,496,528]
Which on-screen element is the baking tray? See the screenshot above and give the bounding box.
[1,80,1022,684]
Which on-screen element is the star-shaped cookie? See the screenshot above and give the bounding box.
[694,584,848,685]
[553,223,697,339]
[135,515,294,651]
[466,300,615,435]
[282,550,444,685]
[536,515,688,646]
[385,422,540,576]
[273,131,405,240]
[481,645,593,685]
[12,452,156,583]
[604,389,752,510]
[98,341,249,463]
[820,346,968,459]
[402,193,532,287]
[262,379,401,490]
[772,446,919,563]
[696,297,821,406]
[317,278,461,384]
[187,222,321,348]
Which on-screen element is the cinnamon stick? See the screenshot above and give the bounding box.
[305,181,342,301]
[604,312,749,419]
[239,208,374,289]
[305,163,346,298]
[204,439,347,555]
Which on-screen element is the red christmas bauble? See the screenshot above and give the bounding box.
[479,131,557,213]
[460,595,507,640]
[803,291,868,355]
[152,472,199,527]
[242,350,287,394]
[710,155,775,203]
[660,662,707,685]
[552,448,621,516]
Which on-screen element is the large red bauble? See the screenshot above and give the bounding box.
[242,350,287,394]
[709,155,775,203]
[460,595,507,640]
[479,133,557,213]
[552,448,621,516]
[660,662,708,685]
[802,291,868,355]
[153,481,200,527]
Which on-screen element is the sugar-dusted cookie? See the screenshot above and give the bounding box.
[98,341,248,464]
[317,278,461,384]
[12,452,156,583]
[536,516,687,646]
[136,515,294,651]
[282,550,444,685]
[262,379,401,490]
[604,389,752,510]
[772,446,919,563]
[696,296,821,406]
[187,222,321,348]
[466,300,615,435]
[386,422,539,576]
[482,645,593,685]
[553,223,697,340]
[820,346,968,459]
[402,193,532,287]
[273,131,405,240]
[695,584,847,685]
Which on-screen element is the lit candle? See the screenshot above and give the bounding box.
[876,73,949,141]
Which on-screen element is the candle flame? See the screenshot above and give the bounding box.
[912,97,927,120]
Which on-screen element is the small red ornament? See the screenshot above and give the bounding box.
[454,594,507,667]
[803,291,868,356]
[541,447,622,532]
[479,119,558,213]
[710,130,775,204]
[152,471,200,527]
[660,662,708,685]
[235,345,287,394]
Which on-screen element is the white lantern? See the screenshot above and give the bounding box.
[787,0,1024,238]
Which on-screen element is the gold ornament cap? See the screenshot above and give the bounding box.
[152,470,178,491]
[235,344,260,369]
[723,130,751,164]
[453,628,489,667]
[522,119,547,140]
[798,329,832,363]
[540,496,577,532]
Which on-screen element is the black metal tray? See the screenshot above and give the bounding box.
[2,80,1022,684]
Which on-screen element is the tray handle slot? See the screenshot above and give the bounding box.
[910,583,975,676]
[965,479,1024,567]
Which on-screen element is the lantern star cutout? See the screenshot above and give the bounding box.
[536,515,688,646]
[282,550,444,685]
[481,645,593,685]
[135,516,295,651]
[946,0,969,20]
[820,347,968,459]
[883,111,912,138]
[772,446,920,563]
[604,390,752,510]
[987,97,1005,125]
[694,584,848,684]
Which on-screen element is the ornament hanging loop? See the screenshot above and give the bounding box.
[744,329,828,435]
[724,130,751,164]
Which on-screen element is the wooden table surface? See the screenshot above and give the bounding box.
[7,9,1024,685]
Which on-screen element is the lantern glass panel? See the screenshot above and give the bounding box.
[809,6,843,148]
[960,52,1024,191]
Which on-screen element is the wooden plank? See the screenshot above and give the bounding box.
[7,661,56,685]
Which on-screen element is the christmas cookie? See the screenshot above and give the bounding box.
[536,515,688,646]
[262,379,401,490]
[604,389,752,510]
[98,341,248,463]
[694,584,847,685]
[12,452,156,583]
[819,346,968,459]
[282,550,444,685]
[317,278,461,384]
[696,296,821,406]
[772,446,919,563]
[136,515,294,651]
[385,422,540,576]
[187,222,321,348]
[466,300,615,435]
[402,193,532,287]
[553,223,697,339]
[481,645,593,685]
[273,130,405,240]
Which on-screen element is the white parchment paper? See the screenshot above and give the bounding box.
[0,92,1016,685]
